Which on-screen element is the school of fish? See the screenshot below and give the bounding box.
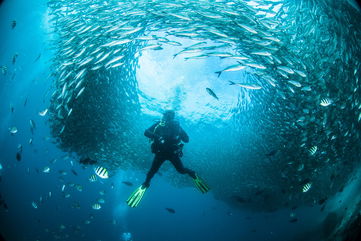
[45,0,361,212]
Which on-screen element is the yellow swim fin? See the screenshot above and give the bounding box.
[126,185,147,208]
[193,174,210,194]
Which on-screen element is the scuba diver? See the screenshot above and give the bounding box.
[126,110,210,208]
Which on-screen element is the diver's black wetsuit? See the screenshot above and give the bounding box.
[143,120,196,187]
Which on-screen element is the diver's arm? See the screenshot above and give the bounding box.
[144,122,159,139]
[180,126,189,143]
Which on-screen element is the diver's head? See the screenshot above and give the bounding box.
[162,110,175,122]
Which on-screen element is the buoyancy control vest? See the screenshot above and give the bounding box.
[151,120,184,155]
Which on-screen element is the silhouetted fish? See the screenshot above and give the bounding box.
[318,198,327,205]
[79,157,97,165]
[33,53,41,62]
[12,53,18,64]
[0,195,8,211]
[289,218,298,223]
[71,169,78,176]
[121,181,133,186]
[16,152,21,161]
[165,208,175,214]
[265,150,278,157]
[233,196,247,203]
[11,20,16,29]
[206,88,219,100]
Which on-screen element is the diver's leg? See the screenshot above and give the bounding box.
[143,154,165,187]
[170,155,196,179]
[170,155,210,193]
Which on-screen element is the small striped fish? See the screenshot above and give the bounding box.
[94,166,109,179]
[92,203,101,210]
[320,98,332,107]
[89,174,97,182]
[302,183,312,193]
[308,146,317,155]
[32,201,38,209]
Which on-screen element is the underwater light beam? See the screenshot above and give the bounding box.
[136,36,253,122]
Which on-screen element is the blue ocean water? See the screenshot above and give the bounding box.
[1,0,361,241]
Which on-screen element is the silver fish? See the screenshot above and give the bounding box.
[229,81,262,90]
[104,55,124,67]
[235,22,258,34]
[245,63,266,69]
[288,80,302,88]
[76,87,86,99]
[102,39,132,47]
[277,66,295,74]
[215,63,246,77]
